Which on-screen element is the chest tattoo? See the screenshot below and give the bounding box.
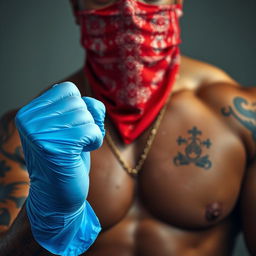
[173,126,212,170]
[221,96,256,141]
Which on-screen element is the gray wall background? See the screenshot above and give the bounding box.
[0,1,255,255]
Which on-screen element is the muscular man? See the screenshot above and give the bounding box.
[0,0,255,255]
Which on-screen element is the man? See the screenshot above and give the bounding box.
[0,0,255,255]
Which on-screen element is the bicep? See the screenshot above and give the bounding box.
[240,159,256,255]
[0,110,29,232]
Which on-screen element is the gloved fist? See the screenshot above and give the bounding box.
[16,82,105,256]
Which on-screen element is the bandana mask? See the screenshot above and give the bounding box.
[76,0,182,144]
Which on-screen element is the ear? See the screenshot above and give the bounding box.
[69,0,80,25]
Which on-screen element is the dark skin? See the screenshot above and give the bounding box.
[0,0,256,255]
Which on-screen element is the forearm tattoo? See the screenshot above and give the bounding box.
[0,159,11,177]
[0,112,28,227]
[221,96,256,141]
[173,126,212,170]
[0,181,28,227]
[0,146,26,170]
[0,114,53,255]
[0,112,26,170]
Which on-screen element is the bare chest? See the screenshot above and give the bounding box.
[88,91,246,230]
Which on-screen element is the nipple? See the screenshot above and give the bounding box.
[205,202,222,222]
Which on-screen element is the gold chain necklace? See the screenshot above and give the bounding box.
[105,102,169,176]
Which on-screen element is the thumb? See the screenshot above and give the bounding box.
[82,97,106,138]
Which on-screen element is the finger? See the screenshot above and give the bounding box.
[34,123,103,156]
[82,97,106,137]
[25,107,93,135]
[17,82,81,116]
[21,96,88,126]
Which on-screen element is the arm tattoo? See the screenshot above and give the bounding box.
[0,160,11,177]
[0,182,27,226]
[0,111,26,170]
[0,147,26,170]
[173,126,212,170]
[0,113,51,255]
[0,182,28,226]
[0,111,16,144]
[221,97,256,141]
[0,182,28,207]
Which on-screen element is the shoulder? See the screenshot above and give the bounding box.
[179,55,256,105]
[180,56,256,158]
[179,55,238,89]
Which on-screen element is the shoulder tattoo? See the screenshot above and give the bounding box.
[221,96,256,141]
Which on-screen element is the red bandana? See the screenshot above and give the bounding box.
[76,0,182,144]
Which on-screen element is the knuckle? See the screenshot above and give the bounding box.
[76,97,87,109]
[84,97,106,114]
[59,81,81,96]
[86,124,103,150]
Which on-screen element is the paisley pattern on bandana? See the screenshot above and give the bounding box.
[76,0,182,144]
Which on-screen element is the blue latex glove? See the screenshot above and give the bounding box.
[15,82,105,256]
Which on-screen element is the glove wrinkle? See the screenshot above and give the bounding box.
[16,82,105,255]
